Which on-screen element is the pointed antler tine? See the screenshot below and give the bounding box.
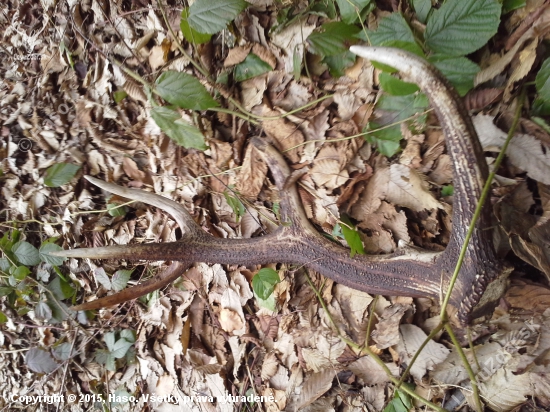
[71,261,190,311]
[84,176,203,237]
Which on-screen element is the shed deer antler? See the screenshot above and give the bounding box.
[53,47,510,324]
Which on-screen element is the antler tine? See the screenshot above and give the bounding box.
[84,176,205,238]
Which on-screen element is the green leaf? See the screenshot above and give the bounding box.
[94,267,112,290]
[151,107,207,150]
[323,50,357,77]
[252,268,281,300]
[39,243,66,266]
[379,72,419,96]
[536,58,550,102]
[335,0,372,24]
[113,90,127,104]
[234,54,273,82]
[156,71,218,110]
[0,258,12,272]
[112,269,133,292]
[503,0,526,14]
[187,0,247,35]
[111,338,134,359]
[107,203,128,217]
[366,13,416,46]
[44,163,80,187]
[340,215,365,258]
[120,329,136,343]
[95,349,116,371]
[310,0,337,19]
[12,241,41,266]
[0,311,7,323]
[429,55,480,96]
[26,348,59,373]
[412,0,431,23]
[223,190,246,221]
[425,0,501,57]
[0,286,13,297]
[366,124,402,157]
[35,301,53,321]
[180,8,212,44]
[307,22,361,58]
[12,265,31,281]
[441,185,454,196]
[48,276,75,300]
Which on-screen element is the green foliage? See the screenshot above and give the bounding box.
[0,229,70,324]
[107,202,128,217]
[367,93,429,157]
[180,8,212,44]
[441,185,454,197]
[378,72,419,96]
[94,267,133,292]
[424,0,501,57]
[151,107,207,150]
[307,22,361,58]
[156,71,219,110]
[412,0,431,24]
[429,55,480,97]
[223,188,246,221]
[384,387,414,412]
[95,330,136,372]
[333,215,365,258]
[43,163,80,187]
[187,0,248,35]
[503,0,526,14]
[366,13,416,46]
[533,58,550,115]
[335,0,372,24]
[252,268,281,300]
[234,54,273,82]
[113,90,127,104]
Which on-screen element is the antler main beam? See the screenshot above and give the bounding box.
[55,47,508,323]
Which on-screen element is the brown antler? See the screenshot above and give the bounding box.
[53,47,510,323]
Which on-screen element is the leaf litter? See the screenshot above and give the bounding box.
[1,0,550,411]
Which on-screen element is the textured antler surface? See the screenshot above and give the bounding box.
[55,47,509,324]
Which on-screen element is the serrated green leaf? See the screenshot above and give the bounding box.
[413,0,431,23]
[39,243,66,266]
[425,0,501,57]
[234,54,273,82]
[323,50,356,77]
[0,258,12,272]
[120,329,136,343]
[151,107,207,150]
[107,203,128,217]
[44,163,80,187]
[429,55,480,96]
[48,276,75,300]
[379,72,419,96]
[111,338,133,358]
[310,0,337,19]
[335,0,372,24]
[223,190,246,221]
[307,22,360,58]
[536,58,550,102]
[340,215,365,258]
[180,8,212,44]
[532,97,550,116]
[366,123,402,157]
[12,241,41,266]
[112,269,132,292]
[12,265,31,281]
[365,13,416,46]
[94,267,112,290]
[252,268,281,300]
[187,0,247,35]
[503,0,525,14]
[156,71,218,110]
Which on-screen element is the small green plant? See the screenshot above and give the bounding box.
[332,215,365,258]
[0,229,70,323]
[43,163,81,187]
[94,329,136,371]
[223,187,246,222]
[252,268,281,310]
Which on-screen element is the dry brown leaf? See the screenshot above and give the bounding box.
[224,45,252,67]
[474,114,550,185]
[262,111,304,163]
[371,304,409,349]
[481,368,531,412]
[463,88,503,111]
[348,356,398,385]
[295,369,336,410]
[503,39,537,101]
[397,324,450,380]
[236,144,267,199]
[386,164,441,211]
[252,43,277,69]
[261,352,280,380]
